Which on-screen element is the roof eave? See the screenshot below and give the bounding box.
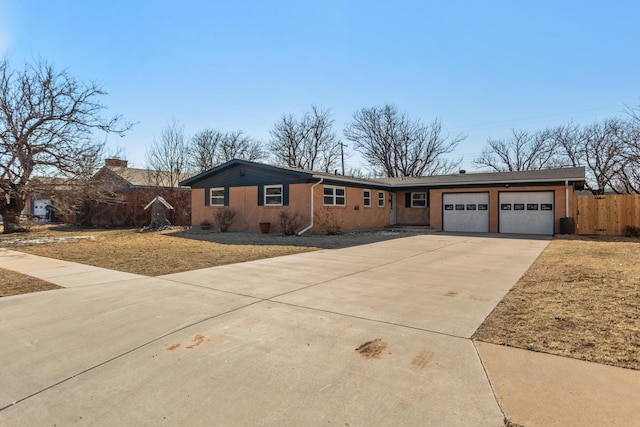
[390,176,586,188]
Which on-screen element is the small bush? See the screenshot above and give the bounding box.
[279,210,304,236]
[214,207,237,232]
[625,225,640,238]
[314,208,342,235]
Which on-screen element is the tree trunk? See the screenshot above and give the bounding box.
[1,192,27,233]
[1,209,22,233]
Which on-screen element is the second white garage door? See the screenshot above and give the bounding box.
[499,191,554,235]
[443,193,489,233]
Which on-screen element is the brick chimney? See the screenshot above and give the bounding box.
[105,158,128,168]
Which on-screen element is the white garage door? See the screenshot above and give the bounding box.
[443,193,489,233]
[499,191,554,235]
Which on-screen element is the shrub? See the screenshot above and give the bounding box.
[214,207,237,232]
[279,209,304,236]
[314,208,342,235]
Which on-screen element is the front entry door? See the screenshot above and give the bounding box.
[390,193,397,225]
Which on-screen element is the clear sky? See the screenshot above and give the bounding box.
[2,0,639,172]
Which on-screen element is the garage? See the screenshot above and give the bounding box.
[499,191,554,235]
[442,193,489,233]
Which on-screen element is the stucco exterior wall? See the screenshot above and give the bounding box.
[395,191,430,225]
[191,184,391,232]
[311,186,390,232]
[192,184,310,232]
[429,185,574,233]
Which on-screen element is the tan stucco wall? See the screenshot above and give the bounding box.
[191,184,391,233]
[395,191,430,225]
[193,183,576,234]
[311,186,390,232]
[192,184,310,232]
[429,185,574,233]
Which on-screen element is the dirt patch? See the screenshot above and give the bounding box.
[473,235,640,370]
[166,334,209,351]
[185,334,208,349]
[0,268,63,297]
[444,291,458,297]
[355,338,388,359]
[411,350,434,370]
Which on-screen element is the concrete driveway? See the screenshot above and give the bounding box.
[0,234,549,426]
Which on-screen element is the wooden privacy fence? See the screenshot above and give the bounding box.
[574,194,640,235]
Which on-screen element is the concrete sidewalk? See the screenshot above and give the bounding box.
[0,235,637,426]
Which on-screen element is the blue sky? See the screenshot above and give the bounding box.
[2,0,639,172]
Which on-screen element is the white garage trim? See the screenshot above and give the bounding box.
[499,191,554,235]
[443,192,489,233]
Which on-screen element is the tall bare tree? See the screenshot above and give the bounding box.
[269,106,341,172]
[617,104,640,193]
[190,129,264,173]
[549,119,629,194]
[473,128,557,172]
[0,58,130,233]
[344,104,463,177]
[146,120,189,188]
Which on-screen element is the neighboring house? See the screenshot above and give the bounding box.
[78,158,193,227]
[22,177,70,222]
[180,159,586,235]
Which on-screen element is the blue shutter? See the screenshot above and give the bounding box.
[204,188,210,206]
[257,185,264,206]
[405,192,411,208]
[283,184,289,206]
[224,187,229,206]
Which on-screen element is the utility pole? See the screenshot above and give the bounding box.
[340,141,347,175]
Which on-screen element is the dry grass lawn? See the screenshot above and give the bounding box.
[0,268,63,297]
[0,224,420,284]
[473,235,640,370]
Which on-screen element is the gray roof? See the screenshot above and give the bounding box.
[104,166,194,188]
[180,159,585,189]
[375,167,585,187]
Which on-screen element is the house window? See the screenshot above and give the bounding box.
[264,185,283,206]
[378,191,385,207]
[210,188,224,206]
[323,185,346,206]
[363,190,371,207]
[411,192,427,208]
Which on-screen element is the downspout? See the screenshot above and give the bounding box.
[565,179,570,217]
[298,177,324,235]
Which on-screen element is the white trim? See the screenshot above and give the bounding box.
[210,187,225,206]
[264,184,283,206]
[377,191,385,207]
[363,190,371,207]
[411,192,427,208]
[323,185,346,206]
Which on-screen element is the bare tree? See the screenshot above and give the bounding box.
[344,104,463,177]
[189,129,264,173]
[0,58,130,233]
[190,129,223,173]
[218,130,264,164]
[617,104,640,193]
[473,128,557,172]
[549,119,629,194]
[269,106,341,172]
[146,120,189,188]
